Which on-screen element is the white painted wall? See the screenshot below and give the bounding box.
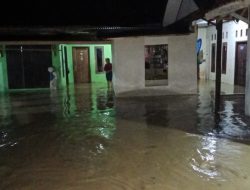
[198,27,208,80]
[112,37,145,94]
[199,20,248,85]
[112,34,197,97]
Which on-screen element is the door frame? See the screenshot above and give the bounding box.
[72,46,91,83]
[234,41,247,86]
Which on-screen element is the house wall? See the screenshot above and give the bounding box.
[197,27,208,80]
[0,43,112,92]
[52,45,64,88]
[112,34,197,97]
[1,45,58,91]
[0,46,8,93]
[112,37,145,94]
[199,20,248,85]
[61,44,112,85]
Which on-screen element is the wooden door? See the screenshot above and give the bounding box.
[235,42,247,86]
[72,47,90,84]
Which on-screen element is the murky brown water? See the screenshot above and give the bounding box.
[1,82,250,190]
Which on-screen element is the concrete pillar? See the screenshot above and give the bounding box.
[245,6,250,115]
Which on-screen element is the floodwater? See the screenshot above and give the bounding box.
[1,81,250,190]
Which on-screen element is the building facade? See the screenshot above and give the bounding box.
[198,20,249,86]
[111,34,197,97]
[0,34,197,97]
[0,43,112,92]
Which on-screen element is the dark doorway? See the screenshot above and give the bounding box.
[6,45,52,89]
[72,47,90,84]
[235,42,247,86]
[6,46,24,89]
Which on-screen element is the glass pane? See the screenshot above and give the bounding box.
[145,44,168,86]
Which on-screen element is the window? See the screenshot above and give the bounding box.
[212,35,213,41]
[226,32,228,39]
[145,44,168,86]
[95,47,104,73]
[236,30,238,37]
[222,32,224,39]
[246,29,248,36]
[211,44,216,73]
[241,29,243,37]
[222,43,227,74]
[215,34,217,40]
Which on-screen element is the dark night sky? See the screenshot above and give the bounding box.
[1,0,226,26]
[0,0,228,26]
[1,0,168,26]
[0,0,228,40]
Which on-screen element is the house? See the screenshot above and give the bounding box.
[198,20,248,86]
[1,0,250,102]
[0,0,199,97]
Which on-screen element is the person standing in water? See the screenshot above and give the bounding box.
[104,58,113,89]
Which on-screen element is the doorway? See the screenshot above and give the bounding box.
[72,47,90,84]
[235,42,247,86]
[6,45,52,89]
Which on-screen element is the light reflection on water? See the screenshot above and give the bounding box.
[1,82,250,189]
[188,134,250,183]
[218,100,250,140]
[190,135,220,180]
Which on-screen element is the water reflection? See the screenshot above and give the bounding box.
[1,82,250,189]
[197,81,250,143]
[48,84,117,156]
[0,94,11,126]
[217,98,250,141]
[144,100,169,127]
[62,87,72,117]
[61,86,76,118]
[190,135,220,180]
[106,90,114,109]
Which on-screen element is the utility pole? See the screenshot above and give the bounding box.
[215,19,223,114]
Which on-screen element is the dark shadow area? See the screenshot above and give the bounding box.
[116,93,250,145]
[6,45,52,89]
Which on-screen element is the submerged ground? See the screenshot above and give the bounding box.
[0,81,250,190]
